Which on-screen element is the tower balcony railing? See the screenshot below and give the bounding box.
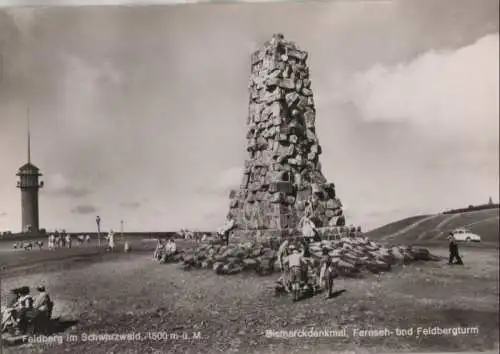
[16,180,44,188]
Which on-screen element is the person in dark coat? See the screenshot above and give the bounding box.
[448,232,464,265]
[319,248,338,299]
[16,287,34,334]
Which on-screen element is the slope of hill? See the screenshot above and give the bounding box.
[365,208,499,247]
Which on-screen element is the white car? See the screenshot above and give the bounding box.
[450,228,481,243]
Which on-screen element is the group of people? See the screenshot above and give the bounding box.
[47,231,77,250]
[275,211,366,299]
[12,230,122,253]
[1,285,53,335]
[13,240,43,251]
[47,230,116,251]
[153,238,177,262]
[46,230,93,250]
[276,238,339,300]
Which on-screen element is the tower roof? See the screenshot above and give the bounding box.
[17,162,41,174]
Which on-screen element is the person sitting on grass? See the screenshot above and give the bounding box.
[164,238,177,259]
[33,286,53,319]
[158,238,175,263]
[15,287,34,334]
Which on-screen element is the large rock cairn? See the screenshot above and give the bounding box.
[227,34,346,243]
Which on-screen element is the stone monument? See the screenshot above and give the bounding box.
[227,34,346,242]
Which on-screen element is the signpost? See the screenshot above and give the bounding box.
[96,215,101,247]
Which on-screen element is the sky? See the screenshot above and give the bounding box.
[0,0,498,233]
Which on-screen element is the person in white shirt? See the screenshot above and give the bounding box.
[33,285,53,319]
[106,230,115,251]
[65,233,71,248]
[286,247,305,286]
[219,215,235,246]
[304,199,314,219]
[165,239,177,256]
[48,234,55,250]
[276,239,290,272]
[298,215,320,242]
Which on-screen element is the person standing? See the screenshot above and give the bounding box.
[65,233,72,248]
[277,239,290,272]
[319,249,338,299]
[219,215,235,246]
[448,232,464,265]
[304,198,314,219]
[106,230,115,251]
[48,233,54,250]
[286,246,305,301]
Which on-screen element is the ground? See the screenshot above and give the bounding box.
[1,237,498,354]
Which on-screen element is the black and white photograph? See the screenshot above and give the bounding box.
[0,0,498,353]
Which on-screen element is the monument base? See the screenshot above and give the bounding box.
[230,226,358,245]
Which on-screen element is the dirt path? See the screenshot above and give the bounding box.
[431,214,500,241]
[382,215,439,241]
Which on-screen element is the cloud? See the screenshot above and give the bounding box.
[71,204,98,215]
[120,201,141,209]
[48,186,92,198]
[0,0,208,7]
[44,173,92,198]
[347,33,499,146]
[196,166,242,197]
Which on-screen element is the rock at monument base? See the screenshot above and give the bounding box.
[175,233,439,286]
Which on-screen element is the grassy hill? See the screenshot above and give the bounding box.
[365,208,499,247]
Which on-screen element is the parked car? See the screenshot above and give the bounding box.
[450,228,481,242]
